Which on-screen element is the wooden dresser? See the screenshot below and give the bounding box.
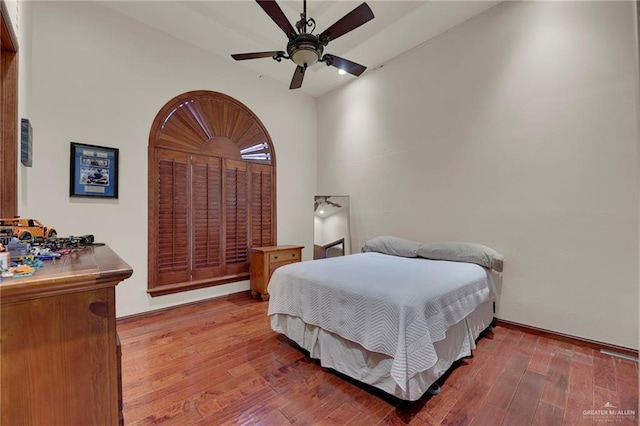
[0,244,133,426]
[249,245,303,300]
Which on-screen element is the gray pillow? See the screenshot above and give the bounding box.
[416,242,504,272]
[362,236,422,258]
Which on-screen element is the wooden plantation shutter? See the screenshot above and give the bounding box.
[148,91,276,296]
[191,154,222,281]
[224,159,249,273]
[156,149,189,287]
[251,164,274,248]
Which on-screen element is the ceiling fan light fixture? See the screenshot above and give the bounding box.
[292,47,320,67]
[288,34,323,67]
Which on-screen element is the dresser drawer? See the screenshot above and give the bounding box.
[268,249,300,264]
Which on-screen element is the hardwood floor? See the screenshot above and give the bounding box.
[117,292,638,425]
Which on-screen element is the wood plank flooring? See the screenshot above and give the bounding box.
[117,292,638,425]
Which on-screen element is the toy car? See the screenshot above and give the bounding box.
[0,218,57,240]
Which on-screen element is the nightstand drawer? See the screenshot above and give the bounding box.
[268,250,300,263]
[269,260,296,276]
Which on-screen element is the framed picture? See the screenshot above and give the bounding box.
[69,142,119,198]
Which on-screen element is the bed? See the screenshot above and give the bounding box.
[267,237,503,401]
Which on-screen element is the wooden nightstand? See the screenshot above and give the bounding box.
[249,245,304,301]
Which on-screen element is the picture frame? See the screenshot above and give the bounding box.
[69,142,119,198]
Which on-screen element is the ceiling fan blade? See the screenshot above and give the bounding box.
[290,66,305,89]
[319,3,374,43]
[256,0,296,36]
[231,51,282,61]
[323,54,367,76]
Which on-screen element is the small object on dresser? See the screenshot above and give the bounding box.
[249,245,304,301]
[0,252,9,270]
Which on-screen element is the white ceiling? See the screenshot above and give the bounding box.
[103,1,502,97]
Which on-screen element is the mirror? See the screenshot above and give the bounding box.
[314,195,351,260]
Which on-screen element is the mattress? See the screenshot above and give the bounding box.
[268,252,495,393]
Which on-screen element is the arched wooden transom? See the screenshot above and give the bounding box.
[151,91,274,164]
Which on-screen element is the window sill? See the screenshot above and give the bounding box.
[147,273,250,297]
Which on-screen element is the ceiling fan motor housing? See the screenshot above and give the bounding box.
[288,34,324,67]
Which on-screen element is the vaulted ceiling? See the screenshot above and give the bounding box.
[103,1,502,97]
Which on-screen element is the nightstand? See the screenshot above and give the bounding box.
[249,245,304,301]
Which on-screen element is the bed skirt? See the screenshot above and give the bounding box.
[270,300,494,401]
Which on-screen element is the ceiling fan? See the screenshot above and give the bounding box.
[231,0,375,90]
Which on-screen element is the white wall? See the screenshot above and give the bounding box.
[317,1,639,349]
[22,2,317,317]
[16,0,30,216]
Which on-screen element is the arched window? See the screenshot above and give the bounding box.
[148,91,276,296]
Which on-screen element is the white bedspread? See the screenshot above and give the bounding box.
[267,252,493,391]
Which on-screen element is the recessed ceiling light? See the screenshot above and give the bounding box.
[337,69,347,75]
[319,210,325,214]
